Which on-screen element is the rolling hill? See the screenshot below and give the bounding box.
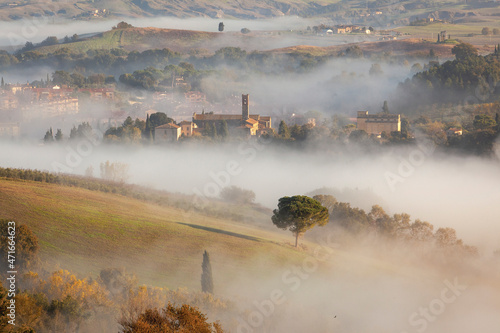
[37,27,222,53]
[0,177,314,290]
[1,0,500,23]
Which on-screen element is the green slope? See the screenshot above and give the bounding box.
[37,27,221,53]
[0,178,307,290]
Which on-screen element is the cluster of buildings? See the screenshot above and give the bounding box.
[73,8,110,19]
[0,84,116,138]
[155,94,273,142]
[322,25,373,35]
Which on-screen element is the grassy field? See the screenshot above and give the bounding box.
[397,22,500,49]
[37,27,221,53]
[0,177,311,291]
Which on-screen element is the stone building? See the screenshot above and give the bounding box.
[155,123,181,142]
[356,111,401,135]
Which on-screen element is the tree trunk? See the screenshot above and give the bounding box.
[295,232,298,248]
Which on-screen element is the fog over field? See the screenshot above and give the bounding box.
[1,140,499,252]
[2,140,500,332]
[0,15,378,52]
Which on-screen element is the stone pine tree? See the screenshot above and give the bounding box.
[201,250,214,294]
[272,195,329,248]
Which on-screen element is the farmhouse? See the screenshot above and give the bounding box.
[356,111,401,135]
[179,120,198,136]
[155,123,181,142]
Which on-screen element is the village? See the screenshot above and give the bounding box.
[0,80,413,143]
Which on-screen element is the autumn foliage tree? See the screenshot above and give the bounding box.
[120,303,224,333]
[0,220,39,272]
[272,196,329,247]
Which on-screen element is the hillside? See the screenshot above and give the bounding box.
[36,27,223,53]
[2,0,500,22]
[0,177,307,290]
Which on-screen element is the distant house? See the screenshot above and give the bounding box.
[184,91,206,103]
[446,128,463,136]
[79,88,115,100]
[179,120,198,136]
[290,114,316,127]
[356,111,401,135]
[238,117,259,136]
[155,123,181,142]
[0,122,20,138]
[334,26,347,34]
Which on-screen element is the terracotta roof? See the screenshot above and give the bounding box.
[156,123,180,129]
[193,114,242,121]
[245,118,258,124]
[179,120,193,125]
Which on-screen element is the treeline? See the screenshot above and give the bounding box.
[0,47,182,77]
[103,113,173,143]
[397,42,500,108]
[413,112,500,155]
[0,167,253,223]
[313,194,478,257]
[2,34,414,83]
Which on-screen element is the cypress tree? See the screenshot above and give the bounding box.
[201,250,214,294]
[145,114,153,142]
[220,120,229,139]
[278,120,290,139]
[55,129,63,141]
[211,122,218,138]
[382,100,389,114]
[43,128,54,142]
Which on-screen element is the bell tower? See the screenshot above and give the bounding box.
[242,94,249,120]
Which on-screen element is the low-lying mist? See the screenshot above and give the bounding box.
[0,15,370,53]
[1,139,499,253]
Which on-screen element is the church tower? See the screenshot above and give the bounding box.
[242,94,249,120]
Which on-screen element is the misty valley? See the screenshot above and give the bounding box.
[1,2,500,333]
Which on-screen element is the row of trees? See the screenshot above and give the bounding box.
[397,43,500,107]
[43,122,95,143]
[270,194,478,257]
[104,113,173,143]
[313,195,478,255]
[0,166,252,223]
